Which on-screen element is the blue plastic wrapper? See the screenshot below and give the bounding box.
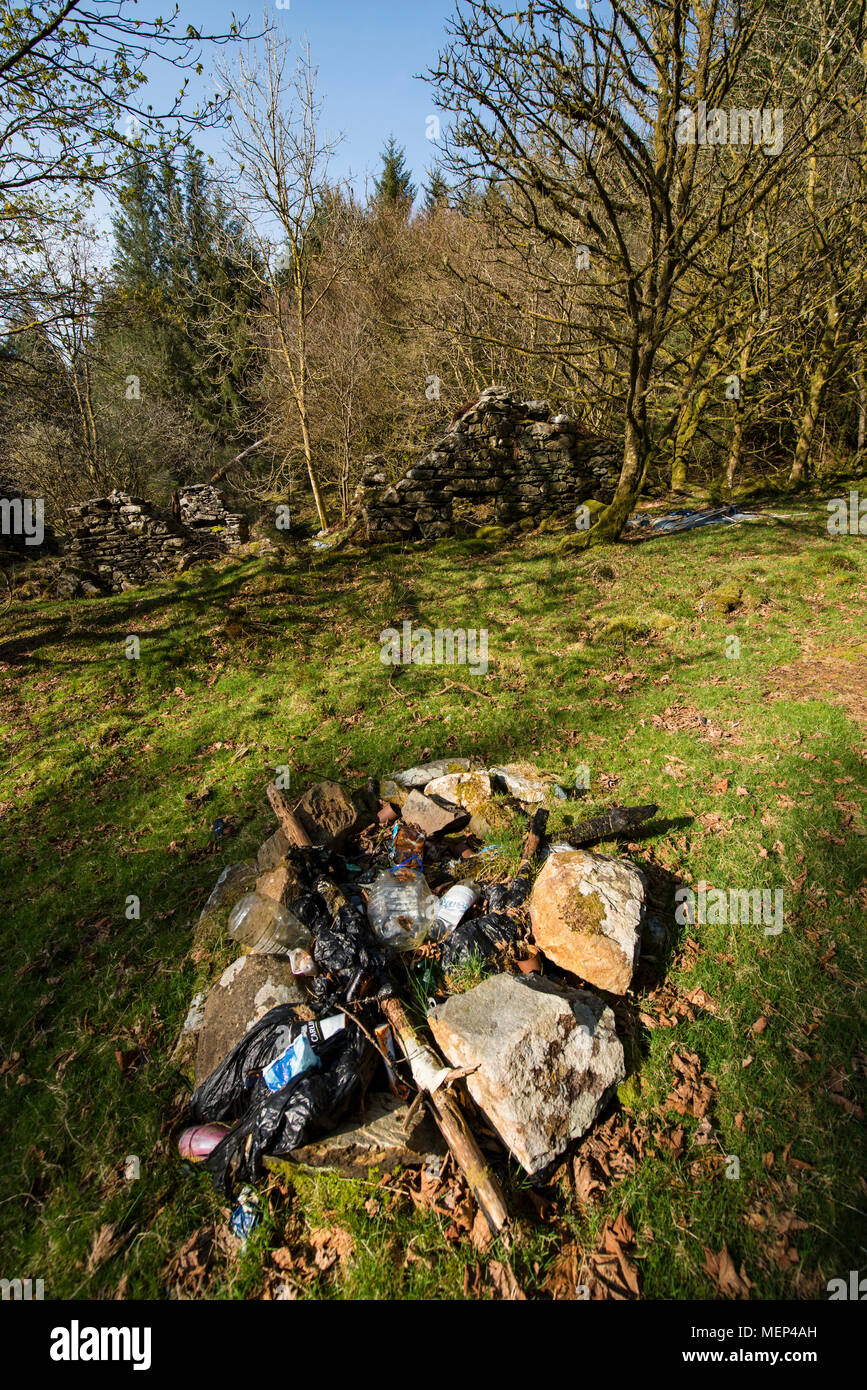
[230,1185,260,1243]
[262,1034,321,1092]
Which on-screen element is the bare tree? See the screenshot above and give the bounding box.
[215,26,347,532]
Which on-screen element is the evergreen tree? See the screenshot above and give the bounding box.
[110,150,261,439]
[373,136,416,212]
[422,168,450,214]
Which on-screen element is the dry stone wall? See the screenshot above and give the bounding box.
[63,486,247,593]
[358,385,620,542]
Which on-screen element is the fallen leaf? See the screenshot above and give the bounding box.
[488,1259,527,1300]
[86,1223,124,1274]
[703,1244,752,1298]
[308,1226,354,1273]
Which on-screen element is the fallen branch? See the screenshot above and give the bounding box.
[209,437,268,485]
[265,782,313,847]
[563,803,658,847]
[517,807,549,875]
[381,997,510,1238]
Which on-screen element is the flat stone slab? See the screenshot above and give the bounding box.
[422,771,514,838]
[392,759,472,788]
[401,788,470,837]
[429,972,624,1175]
[266,1092,445,1177]
[195,954,308,1085]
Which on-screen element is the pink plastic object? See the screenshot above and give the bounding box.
[177,1122,231,1162]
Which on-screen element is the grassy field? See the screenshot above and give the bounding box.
[1,495,864,1300]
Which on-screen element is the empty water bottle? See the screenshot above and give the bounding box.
[364,869,437,951]
[430,881,479,940]
[227,893,313,957]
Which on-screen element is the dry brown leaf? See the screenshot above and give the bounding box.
[488,1259,527,1300]
[542,1241,581,1300]
[582,1211,640,1299]
[86,1222,123,1274]
[308,1226,354,1273]
[470,1208,494,1253]
[703,1243,752,1298]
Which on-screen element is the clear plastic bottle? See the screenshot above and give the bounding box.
[227,892,313,957]
[364,870,437,951]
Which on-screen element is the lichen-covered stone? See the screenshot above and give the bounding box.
[529,849,645,994]
[429,973,625,1174]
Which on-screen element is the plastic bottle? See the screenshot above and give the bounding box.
[364,869,437,951]
[227,892,313,957]
[430,881,479,940]
[230,1185,261,1246]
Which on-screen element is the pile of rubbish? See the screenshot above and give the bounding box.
[175,759,659,1243]
[627,503,758,538]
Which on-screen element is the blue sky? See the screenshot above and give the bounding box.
[133,0,459,204]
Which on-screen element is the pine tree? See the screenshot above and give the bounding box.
[110,151,261,439]
[422,168,450,214]
[373,136,416,212]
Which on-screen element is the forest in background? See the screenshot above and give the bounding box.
[2,1,867,542]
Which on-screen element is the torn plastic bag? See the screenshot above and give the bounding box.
[189,1004,301,1121]
[188,1004,376,1195]
[289,891,332,937]
[439,910,520,971]
[311,903,393,1005]
[440,919,497,971]
[485,876,530,914]
[506,875,530,907]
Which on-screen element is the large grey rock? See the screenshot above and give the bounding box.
[529,849,645,994]
[392,758,472,788]
[195,954,308,1084]
[428,973,625,1174]
[267,1093,445,1177]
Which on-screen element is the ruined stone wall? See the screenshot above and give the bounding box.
[359,386,620,542]
[63,486,247,593]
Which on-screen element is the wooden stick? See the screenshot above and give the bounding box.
[381,997,510,1237]
[517,806,549,875]
[265,782,313,847]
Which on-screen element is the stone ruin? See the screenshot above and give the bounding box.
[61,484,248,595]
[356,385,620,542]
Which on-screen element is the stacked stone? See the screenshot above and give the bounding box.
[178,484,248,549]
[63,491,196,591]
[362,385,619,542]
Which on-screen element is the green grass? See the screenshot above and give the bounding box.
[0,498,864,1300]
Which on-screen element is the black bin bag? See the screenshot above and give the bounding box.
[187,1003,375,1196]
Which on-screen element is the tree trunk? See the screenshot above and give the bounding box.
[789,298,840,489]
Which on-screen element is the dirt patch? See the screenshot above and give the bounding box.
[768,642,867,729]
